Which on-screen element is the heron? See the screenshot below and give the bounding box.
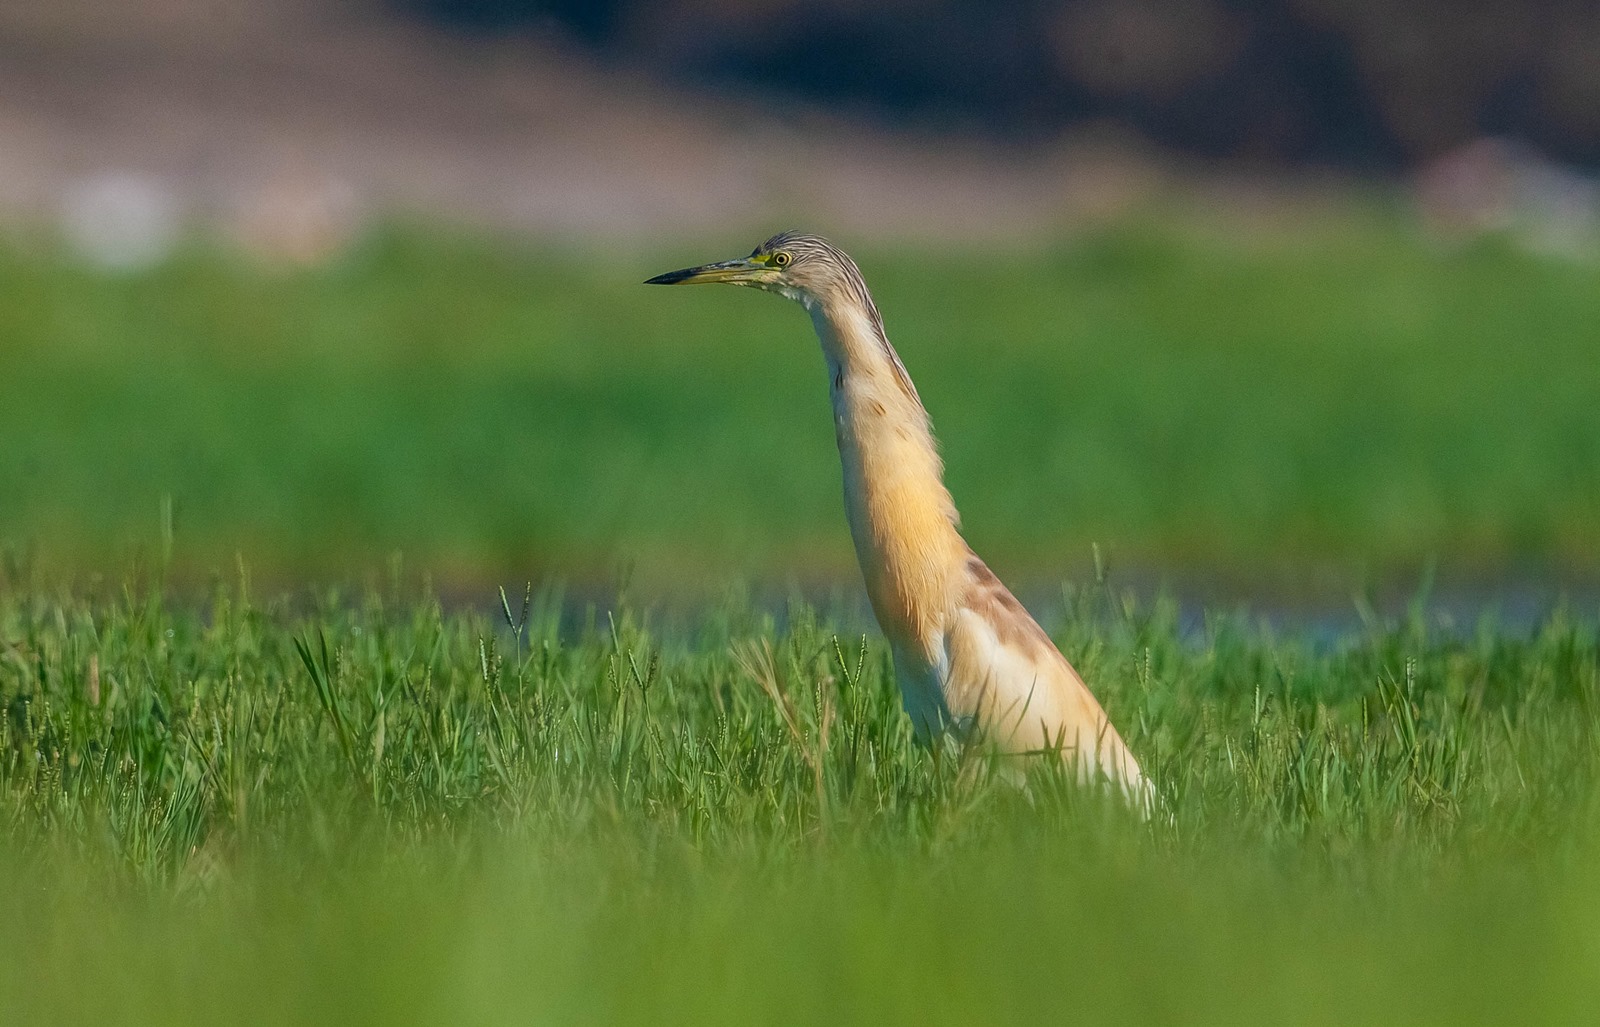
[648,231,1148,801]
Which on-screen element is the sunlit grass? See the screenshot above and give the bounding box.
[2,568,1598,1022]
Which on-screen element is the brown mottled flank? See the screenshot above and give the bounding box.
[964,555,1056,658]
[649,232,1150,807]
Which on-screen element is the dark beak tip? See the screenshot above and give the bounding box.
[645,268,693,285]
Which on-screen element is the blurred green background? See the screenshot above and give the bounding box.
[4,217,1599,598]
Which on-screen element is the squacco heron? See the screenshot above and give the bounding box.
[649,232,1148,800]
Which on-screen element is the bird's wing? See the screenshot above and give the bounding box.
[942,555,1145,791]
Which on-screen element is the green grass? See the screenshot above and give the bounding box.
[3,569,1599,1022]
[4,212,1600,1019]
[3,214,1599,591]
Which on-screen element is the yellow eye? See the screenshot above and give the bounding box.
[772,251,792,268]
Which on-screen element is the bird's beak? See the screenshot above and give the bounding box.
[645,256,768,286]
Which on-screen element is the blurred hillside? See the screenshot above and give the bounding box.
[4,0,1598,259]
[407,0,1600,168]
[0,0,1170,254]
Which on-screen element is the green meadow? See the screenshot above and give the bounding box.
[2,577,1598,1022]
[3,212,1600,1022]
[3,214,1598,589]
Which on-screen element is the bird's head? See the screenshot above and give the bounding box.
[645,231,862,308]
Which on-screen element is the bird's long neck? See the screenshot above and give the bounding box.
[808,292,967,657]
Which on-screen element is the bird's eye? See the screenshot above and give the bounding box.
[772,251,792,268]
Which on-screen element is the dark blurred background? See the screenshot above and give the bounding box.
[403,0,1600,168]
[2,0,1597,249]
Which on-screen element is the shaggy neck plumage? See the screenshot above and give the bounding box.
[804,285,965,653]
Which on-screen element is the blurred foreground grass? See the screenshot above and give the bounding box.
[2,213,1598,591]
[3,574,1599,1021]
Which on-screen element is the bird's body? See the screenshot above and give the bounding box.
[649,232,1147,798]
